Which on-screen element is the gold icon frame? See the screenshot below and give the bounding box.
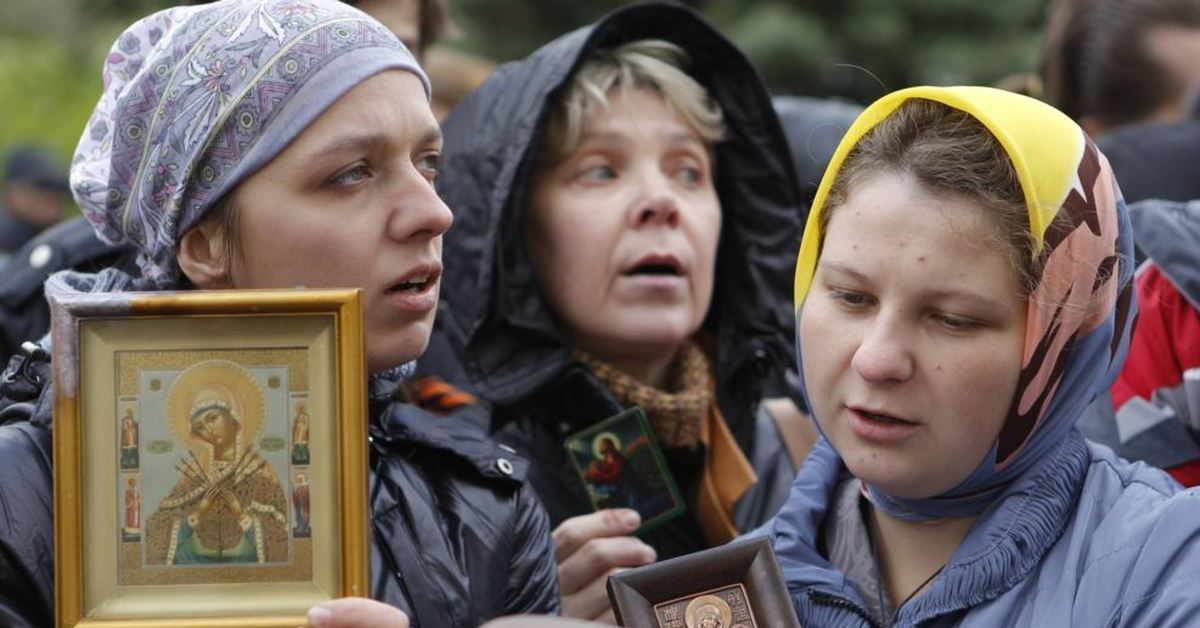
[50,289,367,628]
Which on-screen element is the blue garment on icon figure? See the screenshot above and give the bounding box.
[172,514,259,564]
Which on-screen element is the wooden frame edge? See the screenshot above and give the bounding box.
[54,367,84,627]
[51,288,367,628]
[336,290,369,598]
[607,537,800,628]
[52,293,87,628]
[73,615,307,628]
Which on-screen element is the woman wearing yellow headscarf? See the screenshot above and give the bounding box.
[757,86,1200,625]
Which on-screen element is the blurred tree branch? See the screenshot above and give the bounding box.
[447,0,1050,104]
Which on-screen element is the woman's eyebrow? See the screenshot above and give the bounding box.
[298,132,390,162]
[410,124,443,149]
[583,128,704,146]
[819,260,870,283]
[576,130,628,144]
[820,259,1015,312]
[296,125,443,163]
[666,131,706,150]
[918,287,1015,314]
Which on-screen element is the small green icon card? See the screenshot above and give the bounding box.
[564,407,685,535]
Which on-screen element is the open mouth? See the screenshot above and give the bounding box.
[387,268,440,295]
[625,254,684,277]
[853,408,916,425]
[628,264,681,277]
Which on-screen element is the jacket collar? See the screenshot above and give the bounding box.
[1131,199,1200,309]
[764,430,1089,622]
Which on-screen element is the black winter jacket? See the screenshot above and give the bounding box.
[1098,118,1200,205]
[426,3,804,559]
[0,350,559,628]
[0,217,131,365]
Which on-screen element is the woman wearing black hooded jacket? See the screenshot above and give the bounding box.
[424,3,808,621]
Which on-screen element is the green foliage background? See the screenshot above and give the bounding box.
[451,0,1050,100]
[0,0,1052,167]
[0,0,141,168]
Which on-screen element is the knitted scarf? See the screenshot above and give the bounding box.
[575,341,713,450]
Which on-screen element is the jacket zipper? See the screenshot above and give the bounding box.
[807,590,885,628]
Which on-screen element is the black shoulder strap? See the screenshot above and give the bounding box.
[0,342,49,426]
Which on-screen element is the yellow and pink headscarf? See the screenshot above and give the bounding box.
[794,86,1137,521]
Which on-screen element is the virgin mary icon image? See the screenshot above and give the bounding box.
[144,360,289,565]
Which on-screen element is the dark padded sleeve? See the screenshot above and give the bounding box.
[503,482,562,616]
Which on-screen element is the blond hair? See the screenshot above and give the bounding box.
[538,39,726,165]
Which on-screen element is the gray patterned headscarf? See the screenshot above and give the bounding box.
[66,0,428,290]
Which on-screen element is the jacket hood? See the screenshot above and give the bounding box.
[793,86,1137,521]
[1130,199,1200,309]
[435,3,802,407]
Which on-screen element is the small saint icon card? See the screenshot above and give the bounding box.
[564,407,685,535]
[607,538,800,627]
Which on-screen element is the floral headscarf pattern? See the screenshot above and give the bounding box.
[69,0,428,287]
[793,86,1137,521]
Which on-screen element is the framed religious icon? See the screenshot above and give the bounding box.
[564,407,685,535]
[49,288,368,628]
[607,537,801,628]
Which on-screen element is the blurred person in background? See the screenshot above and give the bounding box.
[424,46,495,121]
[1041,0,1200,136]
[1097,117,1200,204]
[1045,0,1200,490]
[0,0,465,368]
[349,0,493,120]
[1079,196,1200,488]
[0,145,69,261]
[1043,0,1200,257]
[427,3,809,622]
[1077,119,1200,486]
[350,0,450,57]
[1040,0,1096,123]
[772,95,862,219]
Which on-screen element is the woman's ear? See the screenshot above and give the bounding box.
[177,217,231,289]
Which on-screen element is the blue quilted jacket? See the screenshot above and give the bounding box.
[756,432,1200,627]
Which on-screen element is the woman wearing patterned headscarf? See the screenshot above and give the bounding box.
[757,86,1200,625]
[0,1,557,626]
